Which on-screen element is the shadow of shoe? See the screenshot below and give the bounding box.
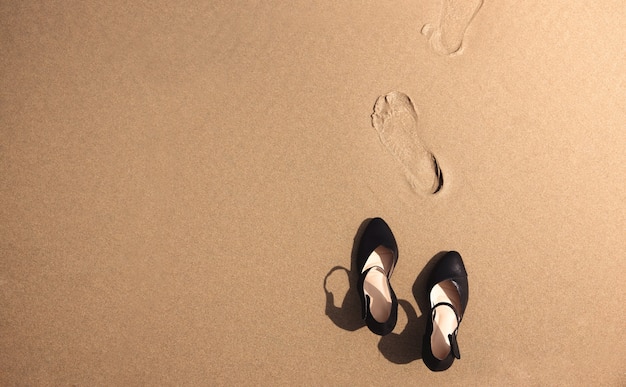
[378,251,450,364]
[322,218,374,332]
[323,266,365,331]
[377,299,425,363]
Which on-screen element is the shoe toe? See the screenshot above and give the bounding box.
[356,217,398,271]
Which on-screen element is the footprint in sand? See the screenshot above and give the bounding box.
[371,91,443,195]
[422,0,483,56]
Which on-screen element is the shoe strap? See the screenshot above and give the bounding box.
[449,333,461,359]
[432,301,461,323]
[362,265,387,277]
[432,302,462,359]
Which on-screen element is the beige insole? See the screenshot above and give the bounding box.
[362,246,395,323]
[430,280,461,360]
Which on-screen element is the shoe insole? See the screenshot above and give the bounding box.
[362,246,394,323]
[430,280,461,360]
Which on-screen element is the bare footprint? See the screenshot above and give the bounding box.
[371,91,443,195]
[422,0,484,56]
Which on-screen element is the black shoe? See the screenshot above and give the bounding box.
[355,218,399,336]
[422,251,469,371]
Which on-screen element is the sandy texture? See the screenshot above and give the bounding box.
[1,1,625,385]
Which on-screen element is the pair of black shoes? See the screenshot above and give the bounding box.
[356,218,469,372]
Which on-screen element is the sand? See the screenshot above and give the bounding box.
[1,1,625,385]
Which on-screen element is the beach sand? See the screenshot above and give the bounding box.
[1,1,624,384]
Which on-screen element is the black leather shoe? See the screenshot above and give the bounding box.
[355,218,399,336]
[422,251,469,371]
